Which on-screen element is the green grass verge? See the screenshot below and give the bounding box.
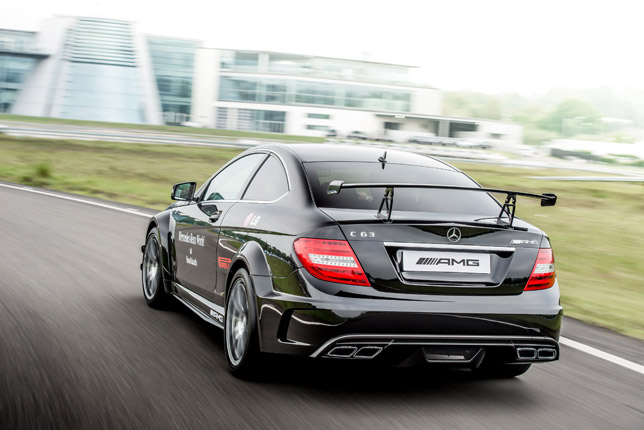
[452,162,644,340]
[0,135,244,208]
[0,114,325,143]
[1,134,642,340]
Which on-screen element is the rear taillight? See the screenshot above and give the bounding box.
[525,248,556,291]
[293,238,369,286]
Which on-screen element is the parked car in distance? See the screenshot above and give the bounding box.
[408,136,455,146]
[454,140,492,150]
[407,136,434,144]
[180,121,204,128]
[371,135,395,142]
[347,130,369,140]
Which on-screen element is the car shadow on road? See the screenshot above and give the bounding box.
[129,294,538,408]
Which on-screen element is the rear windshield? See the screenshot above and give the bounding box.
[304,162,501,216]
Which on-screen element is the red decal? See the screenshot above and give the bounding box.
[243,213,254,227]
[218,257,231,269]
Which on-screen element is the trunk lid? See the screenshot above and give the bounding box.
[321,208,543,296]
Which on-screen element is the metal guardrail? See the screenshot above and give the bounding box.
[1,126,260,148]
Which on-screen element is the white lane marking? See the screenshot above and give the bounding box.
[560,336,644,376]
[2,182,643,375]
[0,183,151,218]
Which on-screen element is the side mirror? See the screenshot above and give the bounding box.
[171,182,197,201]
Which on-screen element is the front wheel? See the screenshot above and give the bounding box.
[142,228,169,308]
[225,268,261,377]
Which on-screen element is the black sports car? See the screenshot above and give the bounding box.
[141,144,562,378]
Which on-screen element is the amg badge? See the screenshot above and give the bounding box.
[402,251,491,274]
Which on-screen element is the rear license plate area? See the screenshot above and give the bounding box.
[401,250,491,274]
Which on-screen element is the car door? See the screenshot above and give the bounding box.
[172,153,267,302]
[213,154,292,299]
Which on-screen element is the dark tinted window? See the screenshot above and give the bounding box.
[203,154,266,201]
[304,162,500,216]
[243,156,289,201]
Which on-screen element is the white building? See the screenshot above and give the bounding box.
[1,16,523,145]
[190,49,522,145]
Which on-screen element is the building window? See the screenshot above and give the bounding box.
[218,76,411,113]
[237,109,285,133]
[307,113,330,119]
[306,125,329,131]
[295,82,335,106]
[384,122,401,130]
[146,36,197,124]
[255,110,286,133]
[234,52,259,70]
[237,109,254,131]
[216,107,228,129]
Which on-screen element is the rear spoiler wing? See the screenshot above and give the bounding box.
[327,180,557,226]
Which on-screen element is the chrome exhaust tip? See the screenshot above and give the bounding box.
[354,346,383,359]
[537,348,557,360]
[327,346,358,358]
[516,347,537,360]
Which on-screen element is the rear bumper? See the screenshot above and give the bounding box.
[309,333,559,366]
[254,271,562,365]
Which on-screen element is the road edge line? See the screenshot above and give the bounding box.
[0,183,151,218]
[559,336,644,376]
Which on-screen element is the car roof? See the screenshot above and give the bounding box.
[264,144,456,170]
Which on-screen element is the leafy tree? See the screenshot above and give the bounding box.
[538,99,600,133]
[443,92,503,120]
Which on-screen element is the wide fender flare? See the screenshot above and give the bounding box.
[229,241,273,296]
[147,211,174,292]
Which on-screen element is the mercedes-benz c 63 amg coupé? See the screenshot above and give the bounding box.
[141,144,562,378]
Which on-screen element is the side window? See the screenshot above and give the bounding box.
[203,154,266,201]
[242,155,289,201]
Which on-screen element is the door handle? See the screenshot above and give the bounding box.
[209,210,223,223]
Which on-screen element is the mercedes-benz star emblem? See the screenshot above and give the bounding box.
[447,227,461,243]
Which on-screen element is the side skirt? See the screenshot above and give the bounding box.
[172,282,225,330]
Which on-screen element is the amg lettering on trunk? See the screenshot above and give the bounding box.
[415,257,480,267]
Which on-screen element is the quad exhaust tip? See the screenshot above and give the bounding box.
[326,344,557,362]
[326,345,383,359]
[517,347,557,361]
[354,346,383,359]
[517,347,537,360]
[537,347,557,360]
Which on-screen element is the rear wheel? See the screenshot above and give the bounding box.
[142,228,169,308]
[225,268,261,377]
[473,362,531,378]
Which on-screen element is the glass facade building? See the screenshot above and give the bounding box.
[56,18,147,123]
[219,50,411,85]
[237,109,286,133]
[3,16,522,145]
[0,30,41,112]
[219,77,411,112]
[0,56,36,112]
[147,36,198,124]
[209,49,429,134]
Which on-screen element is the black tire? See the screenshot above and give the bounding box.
[142,228,170,308]
[224,268,262,378]
[473,362,532,378]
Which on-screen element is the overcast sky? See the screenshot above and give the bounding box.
[2,0,643,94]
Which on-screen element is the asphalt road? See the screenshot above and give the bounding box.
[1,185,642,430]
